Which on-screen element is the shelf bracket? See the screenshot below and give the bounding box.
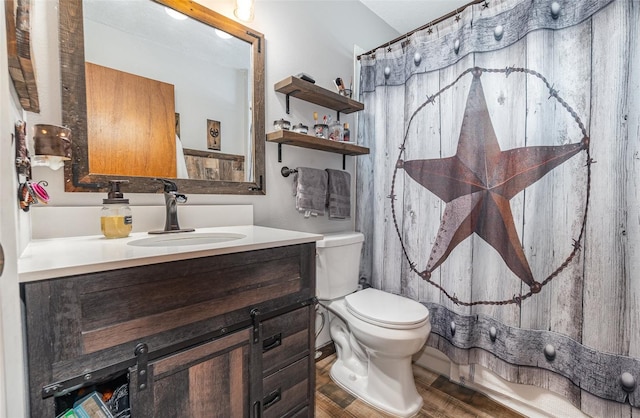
[283,89,300,115]
[343,155,346,170]
[337,111,341,121]
[277,143,282,162]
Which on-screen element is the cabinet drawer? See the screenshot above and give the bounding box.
[262,357,309,418]
[261,305,312,377]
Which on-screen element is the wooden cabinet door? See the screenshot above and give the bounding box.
[130,328,252,418]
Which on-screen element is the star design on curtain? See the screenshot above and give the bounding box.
[402,70,585,290]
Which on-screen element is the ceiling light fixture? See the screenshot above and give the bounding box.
[234,0,255,22]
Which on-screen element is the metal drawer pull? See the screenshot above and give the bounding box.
[262,333,282,352]
[262,388,282,410]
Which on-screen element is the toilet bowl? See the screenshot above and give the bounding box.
[316,232,431,417]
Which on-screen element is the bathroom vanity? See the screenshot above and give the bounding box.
[19,226,321,417]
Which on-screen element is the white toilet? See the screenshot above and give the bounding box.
[316,232,431,417]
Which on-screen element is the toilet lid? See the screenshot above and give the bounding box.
[345,288,429,329]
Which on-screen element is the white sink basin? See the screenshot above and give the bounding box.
[127,232,246,247]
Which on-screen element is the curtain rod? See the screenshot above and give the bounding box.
[357,0,486,60]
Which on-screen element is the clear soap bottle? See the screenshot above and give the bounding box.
[101,180,132,238]
[329,119,343,141]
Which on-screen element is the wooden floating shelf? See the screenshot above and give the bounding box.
[267,130,369,156]
[275,76,364,114]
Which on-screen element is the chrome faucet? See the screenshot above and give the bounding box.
[149,179,195,234]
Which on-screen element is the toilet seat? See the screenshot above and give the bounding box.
[345,288,429,330]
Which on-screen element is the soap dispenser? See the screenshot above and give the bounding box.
[101,180,132,238]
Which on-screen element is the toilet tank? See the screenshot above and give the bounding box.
[316,232,364,300]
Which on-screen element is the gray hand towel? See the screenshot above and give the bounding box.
[293,167,328,216]
[326,169,351,219]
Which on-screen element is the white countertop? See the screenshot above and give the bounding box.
[19,225,322,283]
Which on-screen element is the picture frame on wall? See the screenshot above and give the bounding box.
[207,119,221,150]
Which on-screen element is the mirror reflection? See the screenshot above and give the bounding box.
[84,0,251,181]
[60,0,265,194]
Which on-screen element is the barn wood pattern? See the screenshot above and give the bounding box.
[356,0,640,414]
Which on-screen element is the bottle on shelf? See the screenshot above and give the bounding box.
[329,119,343,141]
[343,123,350,142]
[314,114,329,139]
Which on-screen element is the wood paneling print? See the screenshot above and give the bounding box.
[357,0,640,413]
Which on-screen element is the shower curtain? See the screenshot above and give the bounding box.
[356,0,639,415]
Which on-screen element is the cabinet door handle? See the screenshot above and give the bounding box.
[253,401,261,418]
[262,388,281,410]
[262,333,282,352]
[0,242,4,277]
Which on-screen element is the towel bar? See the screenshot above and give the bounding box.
[281,167,298,177]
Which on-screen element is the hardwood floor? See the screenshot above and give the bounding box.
[315,352,525,418]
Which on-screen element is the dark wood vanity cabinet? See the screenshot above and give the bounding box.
[22,243,316,417]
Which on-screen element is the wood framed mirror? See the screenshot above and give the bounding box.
[60,0,265,194]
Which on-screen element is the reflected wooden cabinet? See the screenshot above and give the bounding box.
[22,244,316,417]
[86,62,177,178]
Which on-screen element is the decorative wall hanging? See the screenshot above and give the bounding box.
[4,0,39,112]
[14,120,30,177]
[18,180,49,212]
[207,119,221,151]
[14,120,52,211]
[31,124,72,170]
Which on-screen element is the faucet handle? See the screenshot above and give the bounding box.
[155,178,178,193]
[175,193,187,204]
